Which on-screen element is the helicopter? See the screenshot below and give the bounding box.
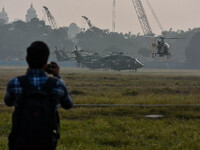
[53,47,70,62]
[73,45,104,69]
[101,52,144,72]
[73,45,102,64]
[74,46,144,72]
[151,36,184,59]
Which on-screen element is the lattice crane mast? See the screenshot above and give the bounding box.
[131,0,153,36]
[144,0,164,32]
[112,0,116,32]
[43,6,57,29]
[82,16,93,30]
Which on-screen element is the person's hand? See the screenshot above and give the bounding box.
[46,62,60,76]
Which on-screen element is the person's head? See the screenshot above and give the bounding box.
[26,41,50,69]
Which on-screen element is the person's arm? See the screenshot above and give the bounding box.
[46,61,73,109]
[59,81,73,109]
[4,78,22,107]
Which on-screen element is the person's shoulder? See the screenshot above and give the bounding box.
[47,77,68,96]
[8,77,19,85]
[8,75,28,84]
[56,78,66,87]
[47,76,65,87]
[7,76,23,89]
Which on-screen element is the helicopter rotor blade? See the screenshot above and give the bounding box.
[141,35,155,39]
[155,36,186,40]
[139,35,186,40]
[164,37,186,39]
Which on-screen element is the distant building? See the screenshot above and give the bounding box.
[68,23,81,39]
[26,4,37,22]
[0,7,9,23]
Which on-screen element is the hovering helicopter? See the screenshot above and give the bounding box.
[151,36,184,59]
[74,46,144,72]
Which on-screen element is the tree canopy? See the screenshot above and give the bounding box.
[0,18,73,60]
[0,18,200,67]
[185,31,200,68]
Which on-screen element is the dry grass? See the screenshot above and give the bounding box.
[1,67,200,149]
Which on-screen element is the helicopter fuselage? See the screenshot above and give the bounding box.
[152,41,171,58]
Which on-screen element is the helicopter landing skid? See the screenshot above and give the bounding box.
[152,53,171,59]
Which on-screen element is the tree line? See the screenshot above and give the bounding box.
[0,18,200,68]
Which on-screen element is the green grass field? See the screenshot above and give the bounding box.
[1,67,200,150]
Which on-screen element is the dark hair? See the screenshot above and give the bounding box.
[26,41,50,69]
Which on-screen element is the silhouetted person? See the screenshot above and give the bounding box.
[4,41,73,150]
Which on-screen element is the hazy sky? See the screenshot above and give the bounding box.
[1,0,200,35]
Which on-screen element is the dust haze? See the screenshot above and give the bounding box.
[1,0,200,34]
[0,0,200,69]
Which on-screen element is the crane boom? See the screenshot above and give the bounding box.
[131,0,153,35]
[144,0,164,32]
[82,16,93,29]
[43,6,57,29]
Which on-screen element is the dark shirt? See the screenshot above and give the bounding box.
[4,69,73,109]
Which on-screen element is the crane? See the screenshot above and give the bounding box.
[82,16,93,30]
[43,6,57,29]
[144,0,164,32]
[131,0,153,35]
[131,0,164,35]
